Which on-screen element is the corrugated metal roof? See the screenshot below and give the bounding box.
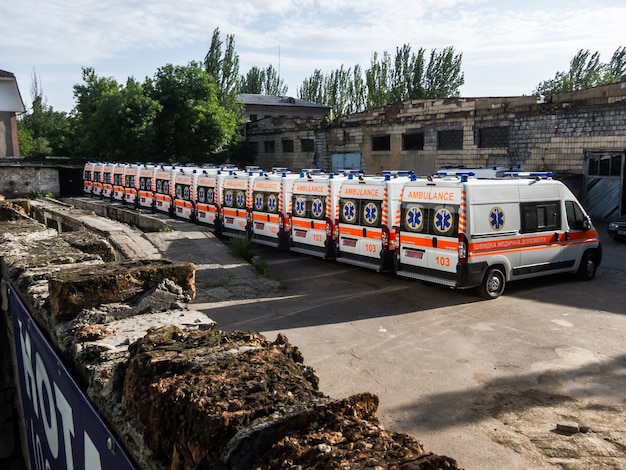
[238,93,330,109]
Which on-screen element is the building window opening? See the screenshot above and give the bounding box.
[477,126,510,148]
[301,138,315,152]
[372,135,391,151]
[437,129,463,150]
[403,132,424,151]
[588,153,623,177]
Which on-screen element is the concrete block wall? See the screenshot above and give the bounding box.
[0,164,60,197]
[245,117,324,171]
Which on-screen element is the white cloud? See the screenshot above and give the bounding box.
[2,0,624,110]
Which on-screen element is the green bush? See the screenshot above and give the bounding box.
[229,237,276,279]
[229,236,256,262]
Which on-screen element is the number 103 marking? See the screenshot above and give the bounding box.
[435,256,451,267]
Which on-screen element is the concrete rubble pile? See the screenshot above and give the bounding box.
[0,199,460,469]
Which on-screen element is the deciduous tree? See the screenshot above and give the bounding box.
[533,47,626,98]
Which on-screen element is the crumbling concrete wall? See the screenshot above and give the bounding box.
[0,200,460,469]
[0,164,60,197]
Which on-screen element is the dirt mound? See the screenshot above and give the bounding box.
[124,326,460,469]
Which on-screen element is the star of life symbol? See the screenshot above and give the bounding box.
[343,200,356,222]
[255,193,264,210]
[198,187,205,202]
[435,208,453,233]
[490,206,505,230]
[405,206,423,231]
[294,197,306,216]
[206,188,214,203]
[312,198,324,218]
[224,190,233,206]
[267,194,277,212]
[363,202,378,225]
[236,191,245,208]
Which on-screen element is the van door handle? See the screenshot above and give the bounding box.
[432,237,438,248]
[363,228,367,237]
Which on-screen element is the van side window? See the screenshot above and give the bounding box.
[292,194,326,220]
[565,200,587,230]
[400,203,458,237]
[340,198,382,228]
[521,201,560,233]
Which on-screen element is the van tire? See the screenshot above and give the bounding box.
[577,251,597,281]
[478,267,506,299]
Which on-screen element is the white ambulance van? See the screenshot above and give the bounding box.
[101,162,115,200]
[154,165,176,215]
[83,162,95,195]
[251,168,300,249]
[395,172,602,298]
[91,162,105,198]
[337,171,415,271]
[290,170,348,259]
[221,167,264,238]
[196,166,228,231]
[112,163,127,202]
[173,166,202,221]
[137,163,159,211]
[123,163,141,206]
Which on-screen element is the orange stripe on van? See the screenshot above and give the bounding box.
[253,213,280,223]
[197,203,216,212]
[400,233,458,250]
[382,186,389,226]
[458,190,466,233]
[223,207,243,217]
[468,232,600,258]
[340,225,381,239]
[292,219,326,230]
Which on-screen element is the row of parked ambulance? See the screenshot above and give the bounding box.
[82,162,602,299]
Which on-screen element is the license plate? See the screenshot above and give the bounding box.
[405,250,424,259]
[618,229,626,236]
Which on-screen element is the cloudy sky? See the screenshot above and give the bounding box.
[2,0,624,113]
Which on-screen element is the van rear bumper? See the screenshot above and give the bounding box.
[457,262,489,289]
[396,262,488,289]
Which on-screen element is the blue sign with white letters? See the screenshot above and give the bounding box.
[8,284,136,470]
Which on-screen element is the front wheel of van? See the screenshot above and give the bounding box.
[577,251,597,281]
[478,267,506,299]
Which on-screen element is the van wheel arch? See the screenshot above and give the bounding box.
[577,250,598,281]
[478,265,506,300]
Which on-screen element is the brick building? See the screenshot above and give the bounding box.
[239,94,331,170]
[244,82,626,220]
[0,70,25,157]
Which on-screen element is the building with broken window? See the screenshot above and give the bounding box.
[243,82,626,220]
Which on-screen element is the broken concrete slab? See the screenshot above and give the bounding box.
[47,259,196,320]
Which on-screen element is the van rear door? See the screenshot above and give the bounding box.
[397,184,461,285]
[337,178,384,270]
